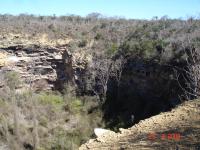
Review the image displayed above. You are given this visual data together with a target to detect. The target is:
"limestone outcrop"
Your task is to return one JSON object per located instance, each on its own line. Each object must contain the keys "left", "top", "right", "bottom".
{"left": 0, "top": 44, "right": 90, "bottom": 91}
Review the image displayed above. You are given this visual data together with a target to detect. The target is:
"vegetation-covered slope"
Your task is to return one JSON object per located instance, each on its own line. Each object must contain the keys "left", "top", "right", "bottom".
{"left": 0, "top": 14, "right": 200, "bottom": 149}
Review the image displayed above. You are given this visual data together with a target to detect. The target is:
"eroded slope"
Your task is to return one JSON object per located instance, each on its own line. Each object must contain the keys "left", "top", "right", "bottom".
{"left": 80, "top": 99, "right": 200, "bottom": 150}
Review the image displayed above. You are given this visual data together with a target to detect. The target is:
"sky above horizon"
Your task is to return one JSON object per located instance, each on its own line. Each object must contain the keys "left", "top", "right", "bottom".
{"left": 0, "top": 0, "right": 200, "bottom": 19}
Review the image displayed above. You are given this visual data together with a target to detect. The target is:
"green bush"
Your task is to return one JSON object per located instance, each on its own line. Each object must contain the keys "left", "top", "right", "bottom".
{"left": 106, "top": 43, "right": 118, "bottom": 56}
{"left": 37, "top": 92, "right": 64, "bottom": 106}
{"left": 4, "top": 71, "right": 21, "bottom": 90}
{"left": 48, "top": 119, "right": 91, "bottom": 150}
{"left": 38, "top": 116, "right": 48, "bottom": 127}
{"left": 0, "top": 99, "right": 6, "bottom": 106}
{"left": 120, "top": 38, "right": 168, "bottom": 59}
{"left": 50, "top": 129, "right": 79, "bottom": 150}
{"left": 68, "top": 98, "right": 83, "bottom": 113}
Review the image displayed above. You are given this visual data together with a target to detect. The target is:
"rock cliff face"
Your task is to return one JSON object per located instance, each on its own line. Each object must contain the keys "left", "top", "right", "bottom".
{"left": 0, "top": 45, "right": 81, "bottom": 91}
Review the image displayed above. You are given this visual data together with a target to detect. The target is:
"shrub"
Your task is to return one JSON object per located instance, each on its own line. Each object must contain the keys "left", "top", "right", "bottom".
{"left": 38, "top": 116, "right": 48, "bottom": 127}
{"left": 37, "top": 92, "right": 64, "bottom": 106}
{"left": 49, "top": 127, "right": 81, "bottom": 150}
{"left": 140, "top": 40, "right": 155, "bottom": 57}
{"left": 94, "top": 33, "right": 102, "bottom": 40}
{"left": 48, "top": 24, "right": 56, "bottom": 32}
{"left": 78, "top": 39, "right": 87, "bottom": 47}
{"left": 106, "top": 43, "right": 118, "bottom": 57}
{"left": 120, "top": 38, "right": 169, "bottom": 59}
{"left": 100, "top": 23, "right": 107, "bottom": 29}
{"left": 0, "top": 98, "right": 6, "bottom": 106}
{"left": 4, "top": 71, "right": 21, "bottom": 90}
{"left": 68, "top": 98, "right": 83, "bottom": 113}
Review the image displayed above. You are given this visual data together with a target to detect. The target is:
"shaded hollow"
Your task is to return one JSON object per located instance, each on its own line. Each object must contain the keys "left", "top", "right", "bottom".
{"left": 103, "top": 58, "right": 183, "bottom": 129}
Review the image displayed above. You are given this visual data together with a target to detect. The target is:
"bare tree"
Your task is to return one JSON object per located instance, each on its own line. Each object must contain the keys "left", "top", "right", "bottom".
{"left": 90, "top": 57, "right": 112, "bottom": 103}
{"left": 112, "top": 56, "right": 126, "bottom": 88}
{"left": 174, "top": 45, "right": 200, "bottom": 100}
{"left": 112, "top": 56, "right": 126, "bottom": 100}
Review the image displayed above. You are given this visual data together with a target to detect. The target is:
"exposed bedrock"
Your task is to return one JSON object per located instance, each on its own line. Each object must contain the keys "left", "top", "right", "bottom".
{"left": 0, "top": 45, "right": 80, "bottom": 91}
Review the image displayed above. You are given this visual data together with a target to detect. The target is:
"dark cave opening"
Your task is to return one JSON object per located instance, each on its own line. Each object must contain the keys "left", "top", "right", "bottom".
{"left": 103, "top": 59, "right": 183, "bottom": 130}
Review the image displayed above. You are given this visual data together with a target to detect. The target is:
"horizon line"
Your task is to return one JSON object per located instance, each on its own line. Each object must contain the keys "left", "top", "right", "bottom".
{"left": 0, "top": 12, "right": 199, "bottom": 20}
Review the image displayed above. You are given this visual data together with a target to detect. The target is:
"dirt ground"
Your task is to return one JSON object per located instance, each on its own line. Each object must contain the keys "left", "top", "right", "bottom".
{"left": 80, "top": 99, "right": 200, "bottom": 150}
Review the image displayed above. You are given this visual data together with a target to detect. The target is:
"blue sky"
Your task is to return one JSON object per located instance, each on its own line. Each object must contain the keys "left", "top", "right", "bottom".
{"left": 0, "top": 0, "right": 200, "bottom": 19}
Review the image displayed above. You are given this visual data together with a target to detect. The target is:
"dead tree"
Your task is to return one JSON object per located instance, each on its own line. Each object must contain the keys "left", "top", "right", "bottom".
{"left": 90, "top": 57, "right": 112, "bottom": 103}
{"left": 111, "top": 56, "right": 126, "bottom": 100}
{"left": 174, "top": 45, "right": 200, "bottom": 100}
{"left": 112, "top": 56, "right": 126, "bottom": 88}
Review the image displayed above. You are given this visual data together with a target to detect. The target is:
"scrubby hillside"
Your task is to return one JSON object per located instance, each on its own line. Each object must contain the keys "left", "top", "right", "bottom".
{"left": 0, "top": 14, "right": 200, "bottom": 149}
